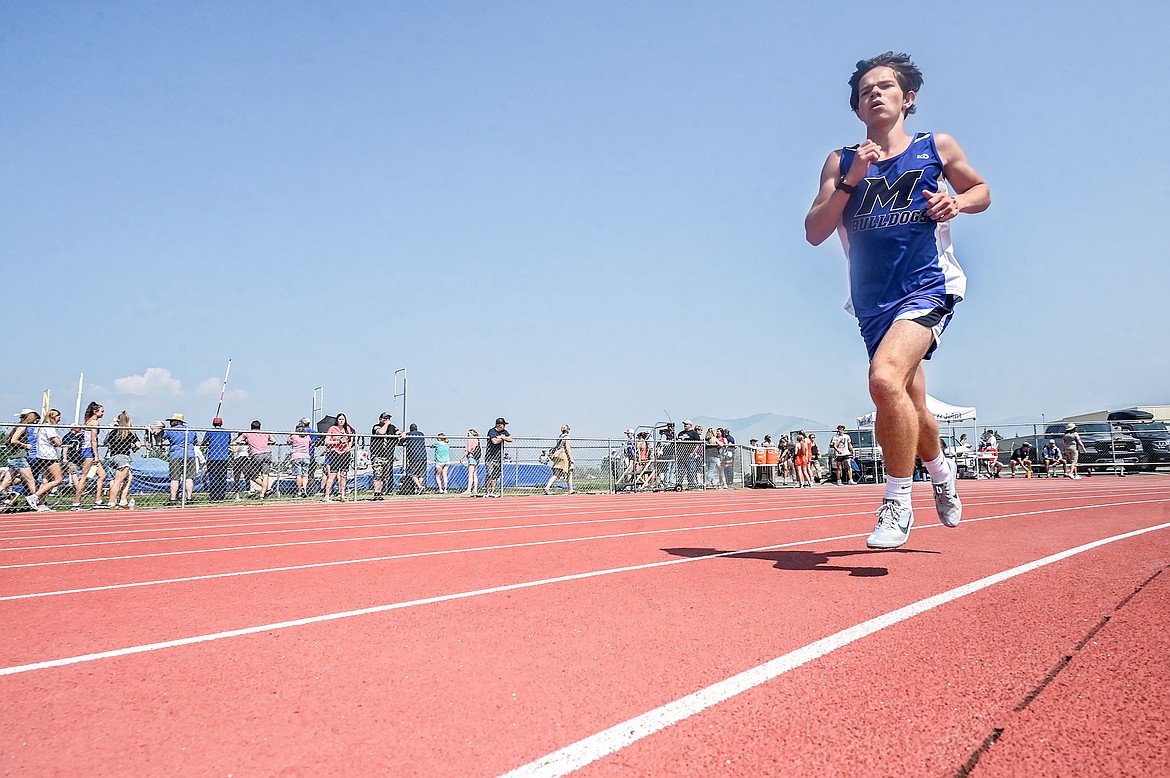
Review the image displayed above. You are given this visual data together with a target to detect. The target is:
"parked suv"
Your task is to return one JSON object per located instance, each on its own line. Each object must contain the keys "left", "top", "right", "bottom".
{"left": 1044, "top": 422, "right": 1143, "bottom": 471}
{"left": 1120, "top": 421, "right": 1170, "bottom": 469}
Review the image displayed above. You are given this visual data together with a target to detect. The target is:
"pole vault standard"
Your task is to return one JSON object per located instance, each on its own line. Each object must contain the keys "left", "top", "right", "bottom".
{"left": 214, "top": 359, "right": 232, "bottom": 419}
{"left": 74, "top": 373, "right": 84, "bottom": 425}
{"left": 394, "top": 368, "right": 408, "bottom": 430}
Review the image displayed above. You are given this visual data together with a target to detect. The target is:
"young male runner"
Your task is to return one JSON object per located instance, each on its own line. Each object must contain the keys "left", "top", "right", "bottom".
{"left": 804, "top": 52, "right": 990, "bottom": 548}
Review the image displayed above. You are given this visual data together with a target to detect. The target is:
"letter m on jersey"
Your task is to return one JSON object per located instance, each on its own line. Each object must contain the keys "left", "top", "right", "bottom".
{"left": 854, "top": 170, "right": 924, "bottom": 217}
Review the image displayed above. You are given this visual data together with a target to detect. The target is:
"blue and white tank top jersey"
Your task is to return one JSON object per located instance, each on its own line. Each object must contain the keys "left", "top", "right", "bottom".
{"left": 837, "top": 132, "right": 965, "bottom": 319}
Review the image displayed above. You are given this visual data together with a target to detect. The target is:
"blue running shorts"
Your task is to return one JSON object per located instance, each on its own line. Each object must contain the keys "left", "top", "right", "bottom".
{"left": 858, "top": 294, "right": 960, "bottom": 361}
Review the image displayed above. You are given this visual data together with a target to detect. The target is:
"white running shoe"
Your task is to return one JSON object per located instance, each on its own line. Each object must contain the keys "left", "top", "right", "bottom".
{"left": 932, "top": 457, "right": 962, "bottom": 528}
{"left": 867, "top": 500, "right": 915, "bottom": 549}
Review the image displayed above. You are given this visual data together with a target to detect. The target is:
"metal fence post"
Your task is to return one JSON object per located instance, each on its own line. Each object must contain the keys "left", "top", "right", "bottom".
{"left": 180, "top": 430, "right": 188, "bottom": 509}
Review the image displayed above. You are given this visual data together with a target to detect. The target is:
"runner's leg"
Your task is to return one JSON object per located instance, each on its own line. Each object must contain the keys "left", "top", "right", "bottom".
{"left": 868, "top": 320, "right": 935, "bottom": 478}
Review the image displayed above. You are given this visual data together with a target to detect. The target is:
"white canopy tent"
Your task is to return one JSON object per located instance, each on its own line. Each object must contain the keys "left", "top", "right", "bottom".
{"left": 857, "top": 395, "right": 976, "bottom": 428}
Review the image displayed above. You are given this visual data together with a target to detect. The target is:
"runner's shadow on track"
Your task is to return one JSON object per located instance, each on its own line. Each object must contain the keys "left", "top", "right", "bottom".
{"left": 662, "top": 547, "right": 939, "bottom": 577}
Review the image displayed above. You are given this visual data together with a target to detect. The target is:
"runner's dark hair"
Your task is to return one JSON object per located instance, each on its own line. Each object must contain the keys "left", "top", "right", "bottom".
{"left": 849, "top": 51, "right": 923, "bottom": 115}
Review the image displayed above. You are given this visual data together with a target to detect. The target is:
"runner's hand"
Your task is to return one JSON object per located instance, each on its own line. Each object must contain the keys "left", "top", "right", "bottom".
{"left": 923, "top": 188, "right": 960, "bottom": 222}
{"left": 846, "top": 139, "right": 881, "bottom": 184}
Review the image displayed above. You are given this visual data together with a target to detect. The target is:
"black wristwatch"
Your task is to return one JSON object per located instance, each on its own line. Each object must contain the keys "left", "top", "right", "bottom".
{"left": 835, "top": 176, "right": 857, "bottom": 194}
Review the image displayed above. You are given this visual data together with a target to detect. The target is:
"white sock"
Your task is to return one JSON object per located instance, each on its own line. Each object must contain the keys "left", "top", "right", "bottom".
{"left": 924, "top": 453, "right": 950, "bottom": 483}
{"left": 883, "top": 475, "right": 913, "bottom": 506}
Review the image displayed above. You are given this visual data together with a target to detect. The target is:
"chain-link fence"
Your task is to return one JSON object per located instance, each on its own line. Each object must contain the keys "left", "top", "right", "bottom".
{"left": 1, "top": 422, "right": 753, "bottom": 512}
{"left": 960, "top": 420, "right": 1169, "bottom": 478}
{"left": 7, "top": 415, "right": 1162, "bottom": 512}
{"left": 779, "top": 420, "right": 1170, "bottom": 485}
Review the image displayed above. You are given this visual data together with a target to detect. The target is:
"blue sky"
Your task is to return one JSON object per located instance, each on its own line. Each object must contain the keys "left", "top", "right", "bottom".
{"left": 3, "top": 1, "right": 1167, "bottom": 436}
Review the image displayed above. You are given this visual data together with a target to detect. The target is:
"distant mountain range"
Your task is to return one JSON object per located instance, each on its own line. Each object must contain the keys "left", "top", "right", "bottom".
{"left": 692, "top": 412, "right": 833, "bottom": 442}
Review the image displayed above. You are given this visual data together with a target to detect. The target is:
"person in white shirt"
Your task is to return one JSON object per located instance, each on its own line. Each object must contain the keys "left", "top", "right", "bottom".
{"left": 31, "top": 408, "right": 64, "bottom": 510}
{"left": 830, "top": 425, "right": 856, "bottom": 485}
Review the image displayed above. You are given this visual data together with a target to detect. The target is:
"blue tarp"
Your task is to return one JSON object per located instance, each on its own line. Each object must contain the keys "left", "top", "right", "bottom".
{"left": 13, "top": 457, "right": 555, "bottom": 496}
{"left": 126, "top": 457, "right": 171, "bottom": 493}
{"left": 272, "top": 462, "right": 553, "bottom": 494}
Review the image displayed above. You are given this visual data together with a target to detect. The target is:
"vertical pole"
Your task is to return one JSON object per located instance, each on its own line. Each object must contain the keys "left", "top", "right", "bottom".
{"left": 215, "top": 359, "right": 232, "bottom": 419}
{"left": 311, "top": 387, "right": 323, "bottom": 497}
{"left": 394, "top": 369, "right": 407, "bottom": 430}
{"left": 393, "top": 368, "right": 407, "bottom": 498}
{"left": 351, "top": 428, "right": 358, "bottom": 502}
{"left": 608, "top": 438, "right": 615, "bottom": 493}
{"left": 181, "top": 430, "right": 188, "bottom": 509}
{"left": 74, "top": 373, "right": 84, "bottom": 426}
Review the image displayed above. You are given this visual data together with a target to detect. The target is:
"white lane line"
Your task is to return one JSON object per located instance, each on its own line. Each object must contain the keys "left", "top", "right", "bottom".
{"left": 498, "top": 519, "right": 1170, "bottom": 778}
{"left": 0, "top": 510, "right": 879, "bottom": 599}
{"left": 0, "top": 478, "right": 1158, "bottom": 534}
{"left": 0, "top": 530, "right": 868, "bottom": 677}
{"left": 0, "top": 501, "right": 732, "bottom": 544}
{"left": 3, "top": 487, "right": 1152, "bottom": 558}
{"left": 4, "top": 483, "right": 1154, "bottom": 544}
{"left": 0, "top": 497, "right": 821, "bottom": 549}
{"left": 0, "top": 503, "right": 860, "bottom": 569}
{"left": 0, "top": 493, "right": 777, "bottom": 536}
{"left": 0, "top": 503, "right": 569, "bottom": 533}
{"left": 4, "top": 493, "right": 1165, "bottom": 591}
{"left": 2, "top": 501, "right": 1167, "bottom": 676}
{"left": 0, "top": 509, "right": 871, "bottom": 580}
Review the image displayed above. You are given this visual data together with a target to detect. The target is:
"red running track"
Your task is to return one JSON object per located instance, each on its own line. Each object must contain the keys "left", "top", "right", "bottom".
{"left": 1, "top": 476, "right": 1168, "bottom": 776}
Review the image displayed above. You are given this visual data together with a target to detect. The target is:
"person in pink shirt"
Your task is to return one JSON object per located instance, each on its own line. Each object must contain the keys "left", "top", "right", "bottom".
{"left": 287, "top": 421, "right": 313, "bottom": 498}
{"left": 323, "top": 413, "right": 355, "bottom": 501}
{"left": 236, "top": 420, "right": 275, "bottom": 498}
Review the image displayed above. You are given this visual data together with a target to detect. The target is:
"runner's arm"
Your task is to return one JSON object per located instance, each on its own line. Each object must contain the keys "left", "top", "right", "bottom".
{"left": 804, "top": 150, "right": 849, "bottom": 246}
{"left": 935, "top": 133, "right": 990, "bottom": 215}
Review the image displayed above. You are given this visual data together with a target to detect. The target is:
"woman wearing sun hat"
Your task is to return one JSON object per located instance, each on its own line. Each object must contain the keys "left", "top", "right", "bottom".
{"left": 1062, "top": 423, "right": 1088, "bottom": 480}
{"left": 162, "top": 411, "right": 198, "bottom": 504}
